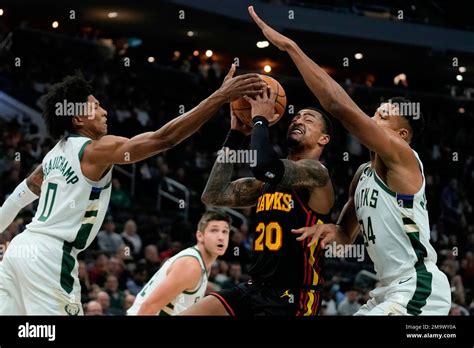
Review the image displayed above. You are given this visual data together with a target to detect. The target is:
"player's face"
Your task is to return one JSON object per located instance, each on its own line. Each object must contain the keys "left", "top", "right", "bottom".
{"left": 200, "top": 221, "right": 230, "bottom": 256}
{"left": 81, "top": 95, "right": 108, "bottom": 137}
{"left": 287, "top": 109, "right": 329, "bottom": 149}
{"left": 373, "top": 103, "right": 406, "bottom": 133}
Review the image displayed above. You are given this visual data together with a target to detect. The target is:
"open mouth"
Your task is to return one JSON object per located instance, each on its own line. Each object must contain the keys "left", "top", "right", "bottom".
{"left": 290, "top": 126, "right": 304, "bottom": 135}
{"left": 217, "top": 244, "right": 224, "bottom": 248}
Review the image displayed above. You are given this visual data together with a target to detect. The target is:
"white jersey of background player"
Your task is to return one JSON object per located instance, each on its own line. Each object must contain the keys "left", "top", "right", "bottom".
{"left": 0, "top": 69, "right": 261, "bottom": 315}
{"left": 246, "top": 8, "right": 451, "bottom": 315}
{"left": 128, "top": 211, "right": 230, "bottom": 315}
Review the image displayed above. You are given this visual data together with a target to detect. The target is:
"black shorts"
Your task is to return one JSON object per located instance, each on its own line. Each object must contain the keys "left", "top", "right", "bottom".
{"left": 210, "top": 280, "right": 322, "bottom": 317}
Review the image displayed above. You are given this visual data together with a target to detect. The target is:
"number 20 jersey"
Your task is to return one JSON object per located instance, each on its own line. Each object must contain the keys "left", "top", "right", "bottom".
{"left": 248, "top": 183, "right": 330, "bottom": 289}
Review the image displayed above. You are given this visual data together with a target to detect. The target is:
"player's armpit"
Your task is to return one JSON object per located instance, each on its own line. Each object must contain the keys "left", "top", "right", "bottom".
{"left": 137, "top": 258, "right": 201, "bottom": 315}
{"left": 278, "top": 159, "right": 329, "bottom": 189}
{"left": 25, "top": 164, "right": 44, "bottom": 195}
{"left": 336, "top": 163, "right": 367, "bottom": 244}
{"left": 202, "top": 177, "right": 262, "bottom": 208}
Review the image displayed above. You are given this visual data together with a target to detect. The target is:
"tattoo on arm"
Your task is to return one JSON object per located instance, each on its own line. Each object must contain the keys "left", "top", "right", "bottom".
{"left": 279, "top": 159, "right": 329, "bottom": 189}
{"left": 26, "top": 165, "right": 44, "bottom": 196}
{"left": 202, "top": 157, "right": 261, "bottom": 208}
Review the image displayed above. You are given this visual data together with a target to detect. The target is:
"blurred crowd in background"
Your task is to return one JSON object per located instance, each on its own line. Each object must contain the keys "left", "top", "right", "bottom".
{"left": 0, "top": 11, "right": 473, "bottom": 316}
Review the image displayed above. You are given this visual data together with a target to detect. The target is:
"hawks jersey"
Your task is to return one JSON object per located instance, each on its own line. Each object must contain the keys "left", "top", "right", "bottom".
{"left": 249, "top": 184, "right": 330, "bottom": 290}
{"left": 354, "top": 151, "right": 437, "bottom": 285}
{"left": 26, "top": 134, "right": 112, "bottom": 251}
{"left": 127, "top": 246, "right": 208, "bottom": 316}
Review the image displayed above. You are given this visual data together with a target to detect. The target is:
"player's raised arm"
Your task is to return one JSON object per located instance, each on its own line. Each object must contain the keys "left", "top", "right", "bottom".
{"left": 137, "top": 257, "right": 202, "bottom": 315}
{"left": 248, "top": 6, "right": 409, "bottom": 164}
{"left": 0, "top": 165, "right": 43, "bottom": 233}
{"left": 201, "top": 106, "right": 262, "bottom": 208}
{"left": 86, "top": 65, "right": 266, "bottom": 166}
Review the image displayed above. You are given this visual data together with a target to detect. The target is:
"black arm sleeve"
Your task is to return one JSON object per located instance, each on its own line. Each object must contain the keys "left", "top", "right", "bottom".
{"left": 223, "top": 129, "right": 246, "bottom": 150}
{"left": 250, "top": 116, "right": 285, "bottom": 184}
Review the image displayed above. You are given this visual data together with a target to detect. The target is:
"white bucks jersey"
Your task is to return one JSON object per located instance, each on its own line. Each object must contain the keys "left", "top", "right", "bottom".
{"left": 27, "top": 134, "right": 112, "bottom": 251}
{"left": 354, "top": 151, "right": 436, "bottom": 284}
{"left": 128, "top": 246, "right": 208, "bottom": 316}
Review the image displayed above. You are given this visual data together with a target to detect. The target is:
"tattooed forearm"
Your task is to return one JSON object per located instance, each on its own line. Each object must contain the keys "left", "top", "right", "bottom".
{"left": 26, "top": 165, "right": 44, "bottom": 195}
{"left": 202, "top": 153, "right": 261, "bottom": 208}
{"left": 279, "top": 159, "right": 329, "bottom": 189}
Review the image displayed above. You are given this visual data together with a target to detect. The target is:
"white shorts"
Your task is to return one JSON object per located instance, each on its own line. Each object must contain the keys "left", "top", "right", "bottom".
{"left": 355, "top": 262, "right": 451, "bottom": 316}
{"left": 0, "top": 230, "right": 83, "bottom": 315}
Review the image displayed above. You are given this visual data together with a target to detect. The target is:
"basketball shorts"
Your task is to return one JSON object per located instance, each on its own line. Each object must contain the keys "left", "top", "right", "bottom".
{"left": 355, "top": 262, "right": 451, "bottom": 316}
{"left": 210, "top": 280, "right": 321, "bottom": 317}
{"left": 0, "top": 230, "right": 83, "bottom": 315}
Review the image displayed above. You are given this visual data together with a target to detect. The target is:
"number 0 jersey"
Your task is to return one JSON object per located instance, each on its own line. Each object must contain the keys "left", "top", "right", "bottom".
{"left": 26, "top": 134, "right": 112, "bottom": 251}
{"left": 354, "top": 151, "right": 437, "bottom": 285}
{"left": 249, "top": 183, "right": 331, "bottom": 290}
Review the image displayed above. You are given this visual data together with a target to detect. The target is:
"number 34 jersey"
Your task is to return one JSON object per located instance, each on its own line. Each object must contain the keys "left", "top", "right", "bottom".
{"left": 248, "top": 183, "right": 331, "bottom": 289}
{"left": 354, "top": 152, "right": 438, "bottom": 284}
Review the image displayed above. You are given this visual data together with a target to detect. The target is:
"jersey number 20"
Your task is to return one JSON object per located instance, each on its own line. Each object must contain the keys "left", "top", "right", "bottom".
{"left": 254, "top": 222, "right": 283, "bottom": 251}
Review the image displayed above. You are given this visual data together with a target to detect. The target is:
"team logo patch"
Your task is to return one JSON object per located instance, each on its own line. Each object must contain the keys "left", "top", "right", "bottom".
{"left": 65, "top": 303, "right": 81, "bottom": 316}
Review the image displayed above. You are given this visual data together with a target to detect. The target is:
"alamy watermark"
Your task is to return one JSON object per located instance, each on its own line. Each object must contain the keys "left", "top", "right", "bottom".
{"left": 55, "top": 100, "right": 96, "bottom": 119}
{"left": 0, "top": 242, "right": 39, "bottom": 261}
{"left": 324, "top": 242, "right": 365, "bottom": 262}
{"left": 217, "top": 148, "right": 257, "bottom": 167}
{"left": 383, "top": 100, "right": 421, "bottom": 120}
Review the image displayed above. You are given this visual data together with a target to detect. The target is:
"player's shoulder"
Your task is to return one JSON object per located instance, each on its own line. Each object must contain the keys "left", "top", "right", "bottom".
{"left": 349, "top": 162, "right": 371, "bottom": 194}
{"left": 81, "top": 135, "right": 128, "bottom": 157}
{"left": 89, "top": 135, "right": 128, "bottom": 147}
{"left": 289, "top": 158, "right": 329, "bottom": 177}
{"left": 170, "top": 250, "right": 203, "bottom": 272}
{"left": 355, "top": 161, "right": 371, "bottom": 176}
{"left": 167, "top": 255, "right": 203, "bottom": 284}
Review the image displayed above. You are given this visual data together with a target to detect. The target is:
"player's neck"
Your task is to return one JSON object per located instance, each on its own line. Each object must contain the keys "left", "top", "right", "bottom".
{"left": 75, "top": 129, "right": 100, "bottom": 140}
{"left": 196, "top": 244, "right": 217, "bottom": 272}
{"left": 288, "top": 148, "right": 320, "bottom": 161}
{"left": 370, "top": 151, "right": 376, "bottom": 163}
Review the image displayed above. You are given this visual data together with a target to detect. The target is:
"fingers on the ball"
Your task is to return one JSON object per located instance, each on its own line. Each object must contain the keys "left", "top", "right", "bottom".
{"left": 252, "top": 82, "right": 266, "bottom": 90}
{"left": 238, "top": 74, "right": 260, "bottom": 81}
{"left": 242, "top": 95, "right": 253, "bottom": 103}
{"left": 243, "top": 90, "right": 260, "bottom": 97}
{"left": 266, "top": 86, "right": 273, "bottom": 98}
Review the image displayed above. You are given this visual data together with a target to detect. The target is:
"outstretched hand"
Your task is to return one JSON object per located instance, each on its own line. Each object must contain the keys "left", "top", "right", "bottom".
{"left": 291, "top": 223, "right": 339, "bottom": 248}
{"left": 248, "top": 6, "right": 295, "bottom": 51}
{"left": 219, "top": 64, "right": 266, "bottom": 102}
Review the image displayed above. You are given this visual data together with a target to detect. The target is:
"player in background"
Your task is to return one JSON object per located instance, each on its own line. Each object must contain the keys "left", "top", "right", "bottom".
{"left": 127, "top": 210, "right": 230, "bottom": 315}
{"left": 248, "top": 6, "right": 451, "bottom": 315}
{"left": 181, "top": 87, "right": 334, "bottom": 316}
{"left": 0, "top": 66, "right": 264, "bottom": 315}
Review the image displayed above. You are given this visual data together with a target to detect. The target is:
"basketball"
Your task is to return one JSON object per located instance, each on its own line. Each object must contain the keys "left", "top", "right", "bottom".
{"left": 231, "top": 74, "right": 286, "bottom": 127}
